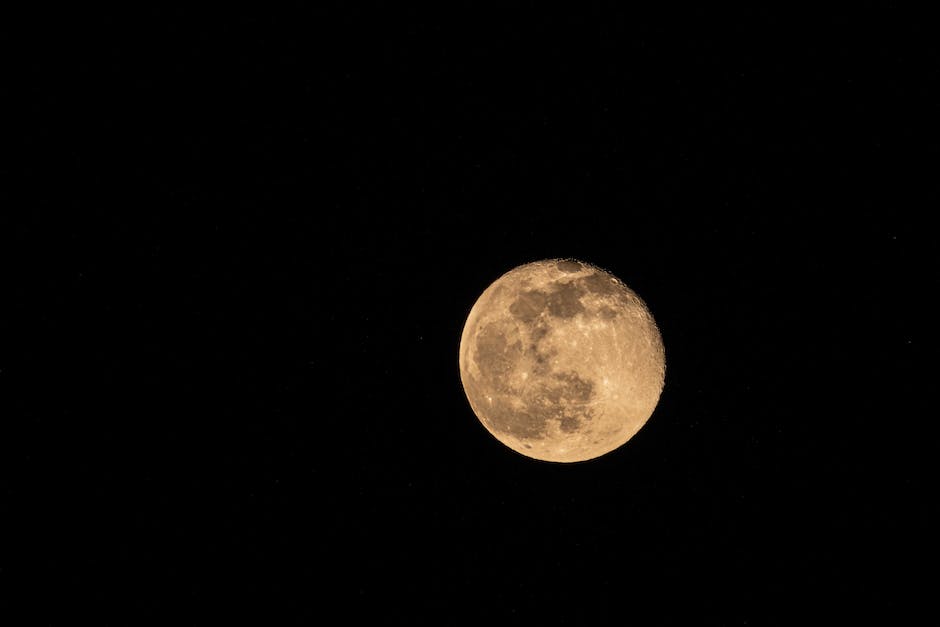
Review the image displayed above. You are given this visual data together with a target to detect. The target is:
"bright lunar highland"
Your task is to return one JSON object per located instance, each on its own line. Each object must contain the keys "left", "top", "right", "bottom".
{"left": 459, "top": 259, "right": 665, "bottom": 462}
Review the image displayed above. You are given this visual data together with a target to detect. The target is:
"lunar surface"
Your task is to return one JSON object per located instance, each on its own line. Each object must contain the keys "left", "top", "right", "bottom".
{"left": 459, "top": 259, "right": 665, "bottom": 462}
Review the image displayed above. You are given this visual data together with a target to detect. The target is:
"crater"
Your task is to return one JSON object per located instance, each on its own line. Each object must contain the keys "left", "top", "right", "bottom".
{"left": 559, "top": 416, "right": 581, "bottom": 433}
{"left": 546, "top": 281, "right": 585, "bottom": 318}
{"left": 556, "top": 260, "right": 583, "bottom": 273}
{"left": 580, "top": 271, "right": 620, "bottom": 297}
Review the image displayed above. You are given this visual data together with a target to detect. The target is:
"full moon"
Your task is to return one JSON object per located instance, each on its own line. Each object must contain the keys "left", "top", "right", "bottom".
{"left": 458, "top": 259, "right": 665, "bottom": 462}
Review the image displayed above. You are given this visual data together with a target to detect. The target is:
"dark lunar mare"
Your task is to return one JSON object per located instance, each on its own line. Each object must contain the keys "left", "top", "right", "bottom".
{"left": 471, "top": 269, "right": 607, "bottom": 440}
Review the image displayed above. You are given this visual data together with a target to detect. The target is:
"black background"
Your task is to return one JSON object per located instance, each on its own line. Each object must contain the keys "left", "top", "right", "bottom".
{"left": 4, "top": 5, "right": 933, "bottom": 624}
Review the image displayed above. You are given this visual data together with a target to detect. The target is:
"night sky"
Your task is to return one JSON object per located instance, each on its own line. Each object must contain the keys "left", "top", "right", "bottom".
{"left": 6, "top": 5, "right": 932, "bottom": 624}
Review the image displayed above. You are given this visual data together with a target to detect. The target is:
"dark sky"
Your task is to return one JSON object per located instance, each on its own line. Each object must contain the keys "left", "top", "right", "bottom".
{"left": 5, "top": 5, "right": 932, "bottom": 624}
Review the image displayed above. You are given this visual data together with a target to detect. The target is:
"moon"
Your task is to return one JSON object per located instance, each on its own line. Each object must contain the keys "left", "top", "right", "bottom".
{"left": 458, "top": 259, "right": 665, "bottom": 463}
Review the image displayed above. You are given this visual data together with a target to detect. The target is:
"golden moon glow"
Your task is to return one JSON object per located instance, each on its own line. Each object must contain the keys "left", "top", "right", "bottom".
{"left": 459, "top": 259, "right": 665, "bottom": 462}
